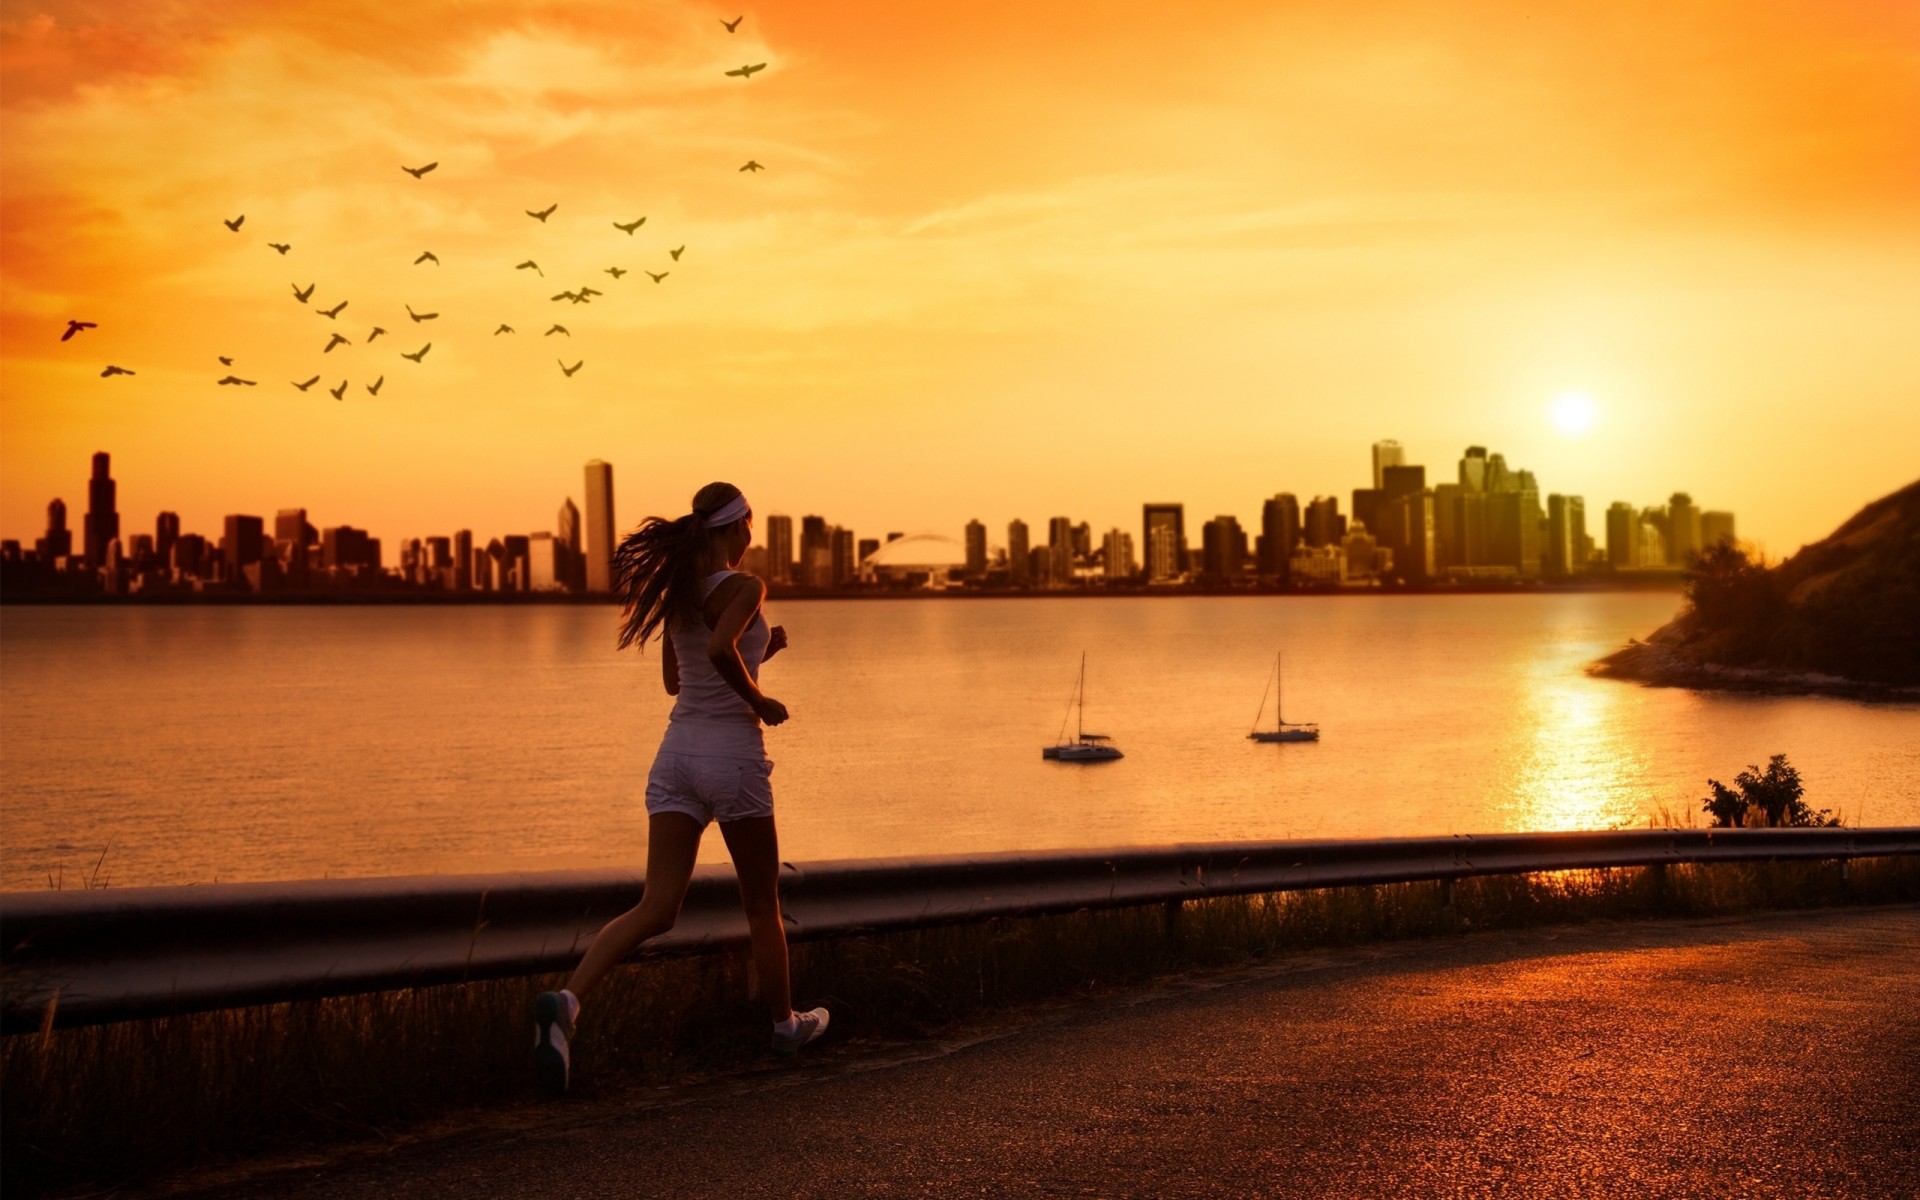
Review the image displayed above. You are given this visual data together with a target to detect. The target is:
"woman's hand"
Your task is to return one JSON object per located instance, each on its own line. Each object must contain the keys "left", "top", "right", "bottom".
{"left": 752, "top": 695, "right": 790, "bottom": 726}
{"left": 765, "top": 625, "right": 788, "bottom": 660}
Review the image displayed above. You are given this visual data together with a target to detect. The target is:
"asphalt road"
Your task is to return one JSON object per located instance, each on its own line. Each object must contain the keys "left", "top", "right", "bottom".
{"left": 165, "top": 905, "right": 1920, "bottom": 1199}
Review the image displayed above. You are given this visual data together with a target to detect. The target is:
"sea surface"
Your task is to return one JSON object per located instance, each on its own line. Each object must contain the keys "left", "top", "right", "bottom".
{"left": 4, "top": 594, "right": 1917, "bottom": 891}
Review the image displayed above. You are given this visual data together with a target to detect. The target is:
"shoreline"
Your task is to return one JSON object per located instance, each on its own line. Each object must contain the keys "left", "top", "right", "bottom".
{"left": 1589, "top": 639, "right": 1920, "bottom": 703}
{"left": 0, "top": 578, "right": 1686, "bottom": 606}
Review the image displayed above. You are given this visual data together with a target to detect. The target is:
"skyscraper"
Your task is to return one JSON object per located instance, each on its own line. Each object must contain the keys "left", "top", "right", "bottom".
{"left": 38, "top": 499, "right": 72, "bottom": 563}
{"left": 1258, "top": 493, "right": 1300, "bottom": 580}
{"left": 1048, "top": 516, "right": 1074, "bottom": 586}
{"left": 963, "top": 519, "right": 987, "bottom": 576}
{"left": 155, "top": 511, "right": 179, "bottom": 565}
{"left": 1668, "top": 493, "right": 1701, "bottom": 565}
{"left": 1200, "top": 516, "right": 1248, "bottom": 581}
{"left": 1606, "top": 502, "right": 1635, "bottom": 568}
{"left": 454, "top": 529, "right": 473, "bottom": 591}
{"left": 1008, "top": 519, "right": 1031, "bottom": 583}
{"left": 1700, "top": 511, "right": 1736, "bottom": 551}
{"left": 1142, "top": 503, "right": 1185, "bottom": 582}
{"left": 558, "top": 498, "right": 582, "bottom": 590}
{"left": 222, "top": 515, "right": 265, "bottom": 589}
{"left": 765, "top": 515, "right": 795, "bottom": 585}
{"left": 830, "top": 526, "right": 856, "bottom": 585}
{"left": 1545, "top": 494, "right": 1577, "bottom": 577}
{"left": 1372, "top": 439, "right": 1404, "bottom": 489}
{"left": 1303, "top": 496, "right": 1343, "bottom": 547}
{"left": 1458, "top": 446, "right": 1488, "bottom": 494}
{"left": 84, "top": 452, "right": 119, "bottom": 568}
{"left": 583, "top": 460, "right": 615, "bottom": 593}
{"left": 1102, "top": 528, "right": 1135, "bottom": 580}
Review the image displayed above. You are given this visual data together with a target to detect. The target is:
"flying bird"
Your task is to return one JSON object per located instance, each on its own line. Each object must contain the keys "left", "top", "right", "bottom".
{"left": 494, "top": 324, "right": 515, "bottom": 335}
{"left": 402, "top": 162, "right": 438, "bottom": 179}
{"left": 268, "top": 242, "right": 291, "bottom": 255}
{"left": 579, "top": 285, "right": 603, "bottom": 297}
{"left": 721, "top": 15, "right": 743, "bottom": 31}
{"left": 216, "top": 375, "right": 257, "bottom": 386}
{"left": 725, "top": 63, "right": 766, "bottom": 79}
{"left": 402, "top": 343, "right": 431, "bottom": 362}
{"left": 669, "top": 245, "right": 684, "bottom": 260}
{"left": 224, "top": 214, "right": 245, "bottom": 231}
{"left": 647, "top": 271, "right": 668, "bottom": 283}
{"left": 551, "top": 289, "right": 581, "bottom": 303}
{"left": 218, "top": 356, "right": 234, "bottom": 365}
{"left": 516, "top": 260, "right": 543, "bottom": 276}
{"left": 559, "top": 359, "right": 583, "bottom": 377}
{"left": 406, "top": 304, "right": 437, "bottom": 322}
{"left": 366, "top": 376, "right": 385, "bottom": 396}
{"left": 605, "top": 267, "right": 627, "bottom": 279}
{"left": 292, "top": 282, "right": 315, "bottom": 303}
{"left": 101, "top": 365, "right": 135, "bottom": 377}
{"left": 527, "top": 203, "right": 557, "bottom": 222}
{"left": 545, "top": 324, "right": 569, "bottom": 336}
{"left": 414, "top": 251, "right": 439, "bottom": 266}
{"left": 367, "top": 326, "right": 387, "bottom": 342}
{"left": 61, "top": 320, "right": 97, "bottom": 341}
{"left": 319, "top": 300, "right": 348, "bottom": 319}
{"left": 739, "top": 160, "right": 764, "bottom": 172}
{"left": 613, "top": 218, "right": 646, "bottom": 235}
{"left": 329, "top": 380, "right": 348, "bottom": 400}
{"left": 293, "top": 375, "right": 320, "bottom": 391}
{"left": 324, "top": 333, "right": 351, "bottom": 352}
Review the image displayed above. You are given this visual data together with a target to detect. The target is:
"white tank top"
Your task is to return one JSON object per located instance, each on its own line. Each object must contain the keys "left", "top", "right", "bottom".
{"left": 660, "top": 570, "right": 771, "bottom": 759}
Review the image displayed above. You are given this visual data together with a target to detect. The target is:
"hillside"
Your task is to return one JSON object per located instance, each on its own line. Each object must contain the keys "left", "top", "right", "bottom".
{"left": 1594, "top": 479, "right": 1920, "bottom": 696}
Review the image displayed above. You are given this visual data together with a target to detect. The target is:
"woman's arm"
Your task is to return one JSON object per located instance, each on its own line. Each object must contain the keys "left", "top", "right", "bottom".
{"left": 661, "top": 631, "right": 680, "bottom": 696}
{"left": 705, "top": 575, "right": 788, "bottom": 725}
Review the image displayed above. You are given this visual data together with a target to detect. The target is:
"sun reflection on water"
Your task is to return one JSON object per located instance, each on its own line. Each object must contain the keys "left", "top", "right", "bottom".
{"left": 1506, "top": 671, "right": 1648, "bottom": 832}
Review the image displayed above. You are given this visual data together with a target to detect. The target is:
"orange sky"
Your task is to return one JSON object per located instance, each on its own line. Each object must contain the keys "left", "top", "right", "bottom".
{"left": 3, "top": 0, "right": 1916, "bottom": 561}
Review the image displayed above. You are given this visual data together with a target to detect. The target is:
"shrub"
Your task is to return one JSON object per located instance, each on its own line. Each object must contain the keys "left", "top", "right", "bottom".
{"left": 1700, "top": 754, "right": 1838, "bottom": 828}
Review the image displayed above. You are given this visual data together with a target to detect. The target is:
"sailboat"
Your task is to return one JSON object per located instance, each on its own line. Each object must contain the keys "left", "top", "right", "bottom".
{"left": 1248, "top": 652, "right": 1319, "bottom": 743}
{"left": 1043, "top": 652, "right": 1123, "bottom": 761}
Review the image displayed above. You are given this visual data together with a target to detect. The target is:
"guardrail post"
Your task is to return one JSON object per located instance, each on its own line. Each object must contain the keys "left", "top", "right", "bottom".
{"left": 1647, "top": 862, "right": 1668, "bottom": 910}
{"left": 1838, "top": 858, "right": 1852, "bottom": 902}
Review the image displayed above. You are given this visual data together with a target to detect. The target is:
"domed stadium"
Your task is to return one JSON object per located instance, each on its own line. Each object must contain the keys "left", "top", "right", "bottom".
{"left": 861, "top": 533, "right": 968, "bottom": 588}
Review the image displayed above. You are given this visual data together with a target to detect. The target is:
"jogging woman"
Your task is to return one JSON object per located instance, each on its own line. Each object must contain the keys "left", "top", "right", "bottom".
{"left": 533, "top": 481, "right": 827, "bottom": 1094}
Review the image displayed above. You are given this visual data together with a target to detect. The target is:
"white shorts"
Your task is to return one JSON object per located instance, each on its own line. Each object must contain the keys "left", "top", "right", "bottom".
{"left": 644, "top": 752, "right": 774, "bottom": 827}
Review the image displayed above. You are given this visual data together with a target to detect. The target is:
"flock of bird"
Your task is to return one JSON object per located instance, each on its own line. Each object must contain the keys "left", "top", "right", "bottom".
{"left": 64, "top": 16, "right": 771, "bottom": 399}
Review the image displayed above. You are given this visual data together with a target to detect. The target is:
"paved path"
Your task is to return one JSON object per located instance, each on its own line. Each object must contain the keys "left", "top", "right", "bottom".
{"left": 168, "top": 906, "right": 1920, "bottom": 1199}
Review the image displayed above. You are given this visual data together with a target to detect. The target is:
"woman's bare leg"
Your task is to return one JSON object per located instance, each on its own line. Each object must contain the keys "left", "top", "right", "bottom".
{"left": 564, "top": 812, "right": 705, "bottom": 1000}
{"left": 718, "top": 815, "right": 792, "bottom": 1022}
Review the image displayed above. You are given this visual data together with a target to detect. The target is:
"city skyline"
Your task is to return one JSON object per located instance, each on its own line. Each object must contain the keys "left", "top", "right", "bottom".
{"left": 5, "top": 437, "right": 1740, "bottom": 597}
{"left": 4, "top": 2, "right": 1917, "bottom": 563}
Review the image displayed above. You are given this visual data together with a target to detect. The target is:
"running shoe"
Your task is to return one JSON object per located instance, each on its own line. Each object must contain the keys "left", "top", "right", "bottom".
{"left": 532, "top": 991, "right": 573, "bottom": 1095}
{"left": 771, "top": 1006, "right": 830, "bottom": 1054}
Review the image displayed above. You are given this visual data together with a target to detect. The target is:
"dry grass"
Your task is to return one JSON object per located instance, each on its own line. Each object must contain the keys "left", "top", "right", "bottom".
{"left": 5, "top": 856, "right": 1917, "bottom": 1197}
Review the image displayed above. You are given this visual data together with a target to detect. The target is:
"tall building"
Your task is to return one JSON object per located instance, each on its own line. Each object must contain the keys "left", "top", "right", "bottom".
{"left": 453, "top": 529, "right": 473, "bottom": 591}
{"left": 1386, "top": 491, "right": 1437, "bottom": 582}
{"left": 1605, "top": 502, "right": 1635, "bottom": 567}
{"left": 155, "top": 511, "right": 179, "bottom": 565}
{"left": 38, "top": 499, "right": 72, "bottom": 563}
{"left": 1372, "top": 439, "right": 1404, "bottom": 489}
{"left": 1258, "top": 493, "right": 1300, "bottom": 580}
{"left": 528, "top": 532, "right": 566, "bottom": 591}
{"left": 222, "top": 515, "right": 265, "bottom": 589}
{"left": 1488, "top": 489, "right": 1543, "bottom": 577}
{"left": 557, "top": 498, "right": 582, "bottom": 590}
{"left": 830, "top": 526, "right": 856, "bottom": 585}
{"left": 502, "top": 534, "right": 531, "bottom": 591}
{"left": 1304, "top": 495, "right": 1343, "bottom": 547}
{"left": 1700, "top": 511, "right": 1736, "bottom": 551}
{"left": 1545, "top": 494, "right": 1584, "bottom": 578}
{"left": 1667, "top": 493, "right": 1701, "bottom": 565}
{"left": 1431, "top": 484, "right": 1461, "bottom": 569}
{"left": 963, "top": 520, "right": 987, "bottom": 576}
{"left": 275, "top": 508, "right": 314, "bottom": 588}
{"left": 583, "top": 460, "right": 615, "bottom": 593}
{"left": 1142, "top": 504, "right": 1185, "bottom": 582}
{"left": 1201, "top": 515, "right": 1248, "bottom": 581}
{"left": 1458, "top": 446, "right": 1488, "bottom": 494}
{"left": 764, "top": 515, "right": 794, "bottom": 585}
{"left": 1047, "top": 516, "right": 1074, "bottom": 586}
{"left": 1008, "top": 519, "right": 1031, "bottom": 583}
{"left": 1350, "top": 489, "right": 1382, "bottom": 541}
{"left": 1102, "top": 528, "right": 1135, "bottom": 580}
{"left": 84, "top": 452, "right": 119, "bottom": 568}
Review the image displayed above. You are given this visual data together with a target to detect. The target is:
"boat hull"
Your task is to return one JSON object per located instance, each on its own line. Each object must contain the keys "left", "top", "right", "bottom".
{"left": 1045, "top": 743, "right": 1124, "bottom": 761}
{"left": 1249, "top": 729, "right": 1319, "bottom": 743}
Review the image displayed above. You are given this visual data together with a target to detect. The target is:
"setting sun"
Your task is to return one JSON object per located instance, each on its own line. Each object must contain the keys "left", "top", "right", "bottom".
{"left": 1551, "top": 391, "right": 1598, "bottom": 437}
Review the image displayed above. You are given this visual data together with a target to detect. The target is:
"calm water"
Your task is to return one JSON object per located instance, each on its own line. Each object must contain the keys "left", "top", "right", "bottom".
{"left": 4, "top": 595, "right": 1918, "bottom": 891}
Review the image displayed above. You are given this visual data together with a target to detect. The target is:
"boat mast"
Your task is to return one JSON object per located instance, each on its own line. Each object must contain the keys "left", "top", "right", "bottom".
{"left": 1276, "top": 651, "right": 1283, "bottom": 728}
{"left": 1077, "top": 651, "right": 1087, "bottom": 740}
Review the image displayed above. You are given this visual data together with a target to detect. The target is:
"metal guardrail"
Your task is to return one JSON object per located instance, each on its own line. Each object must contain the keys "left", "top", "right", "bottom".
{"left": 4, "top": 827, "right": 1916, "bottom": 1032}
